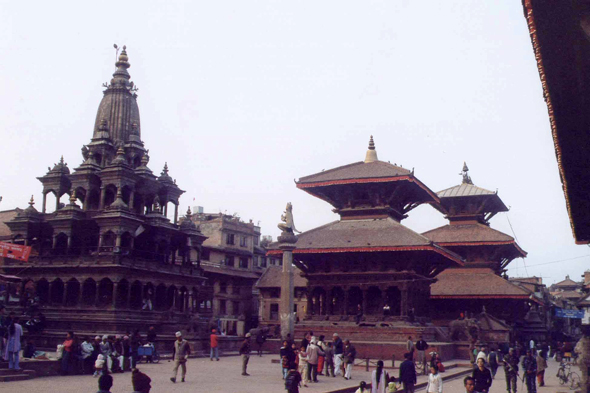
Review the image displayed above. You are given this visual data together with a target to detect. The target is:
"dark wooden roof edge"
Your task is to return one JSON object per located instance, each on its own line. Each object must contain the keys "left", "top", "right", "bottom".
{"left": 521, "top": 0, "right": 586, "bottom": 243}
{"left": 296, "top": 175, "right": 440, "bottom": 205}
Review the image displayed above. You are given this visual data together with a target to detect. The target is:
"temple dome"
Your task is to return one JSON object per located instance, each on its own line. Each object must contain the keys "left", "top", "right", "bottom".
{"left": 93, "top": 46, "right": 142, "bottom": 145}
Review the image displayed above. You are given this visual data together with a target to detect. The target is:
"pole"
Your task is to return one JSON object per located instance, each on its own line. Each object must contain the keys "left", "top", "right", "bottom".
{"left": 279, "top": 235, "right": 297, "bottom": 340}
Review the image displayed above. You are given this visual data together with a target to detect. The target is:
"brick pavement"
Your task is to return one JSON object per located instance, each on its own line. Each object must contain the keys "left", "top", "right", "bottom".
{"left": 4, "top": 355, "right": 478, "bottom": 393}
{"left": 440, "top": 358, "right": 579, "bottom": 393}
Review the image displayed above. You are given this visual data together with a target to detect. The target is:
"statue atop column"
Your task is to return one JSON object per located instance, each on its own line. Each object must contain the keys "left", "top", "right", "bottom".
{"left": 278, "top": 202, "right": 300, "bottom": 244}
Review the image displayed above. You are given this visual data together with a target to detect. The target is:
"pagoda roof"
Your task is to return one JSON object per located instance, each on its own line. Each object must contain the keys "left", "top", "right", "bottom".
{"left": 422, "top": 223, "right": 527, "bottom": 257}
{"left": 438, "top": 183, "right": 496, "bottom": 198}
{"left": 256, "top": 265, "right": 307, "bottom": 288}
{"left": 554, "top": 277, "right": 580, "bottom": 287}
{"left": 577, "top": 293, "right": 590, "bottom": 306}
{"left": 298, "top": 160, "right": 411, "bottom": 184}
{"left": 431, "top": 267, "right": 536, "bottom": 300}
{"left": 0, "top": 209, "right": 19, "bottom": 241}
{"left": 267, "top": 217, "right": 463, "bottom": 265}
{"left": 554, "top": 290, "right": 583, "bottom": 300}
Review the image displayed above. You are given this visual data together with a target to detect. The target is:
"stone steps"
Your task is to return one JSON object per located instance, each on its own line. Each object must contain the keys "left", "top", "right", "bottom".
{"left": 0, "top": 369, "right": 36, "bottom": 382}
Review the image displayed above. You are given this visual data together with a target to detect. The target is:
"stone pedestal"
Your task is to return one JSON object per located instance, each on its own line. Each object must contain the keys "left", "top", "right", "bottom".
{"left": 278, "top": 232, "right": 297, "bottom": 340}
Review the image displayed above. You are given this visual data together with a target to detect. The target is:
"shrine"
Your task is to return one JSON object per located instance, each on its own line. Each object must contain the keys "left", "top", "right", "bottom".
{"left": 267, "top": 137, "right": 464, "bottom": 343}
{"left": 1, "top": 47, "right": 208, "bottom": 346}
{"left": 423, "top": 164, "right": 536, "bottom": 345}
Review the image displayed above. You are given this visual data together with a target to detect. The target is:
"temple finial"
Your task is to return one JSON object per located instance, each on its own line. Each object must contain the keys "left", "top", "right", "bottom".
{"left": 461, "top": 161, "right": 473, "bottom": 185}
{"left": 162, "top": 162, "right": 169, "bottom": 175}
{"left": 69, "top": 190, "right": 77, "bottom": 205}
{"left": 186, "top": 206, "right": 192, "bottom": 217}
{"left": 364, "top": 135, "right": 378, "bottom": 163}
{"left": 29, "top": 195, "right": 35, "bottom": 207}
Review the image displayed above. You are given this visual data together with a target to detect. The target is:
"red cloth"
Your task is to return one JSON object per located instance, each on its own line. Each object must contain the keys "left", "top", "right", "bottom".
{"left": 317, "top": 354, "right": 324, "bottom": 372}
{"left": 210, "top": 334, "right": 219, "bottom": 348}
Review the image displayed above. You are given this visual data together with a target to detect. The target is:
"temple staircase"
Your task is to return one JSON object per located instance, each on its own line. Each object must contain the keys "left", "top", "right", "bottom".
{"left": 0, "top": 361, "right": 36, "bottom": 382}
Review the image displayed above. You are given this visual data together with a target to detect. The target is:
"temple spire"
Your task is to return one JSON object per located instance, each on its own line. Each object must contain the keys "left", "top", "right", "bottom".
{"left": 364, "top": 135, "right": 378, "bottom": 163}
{"left": 461, "top": 162, "right": 473, "bottom": 185}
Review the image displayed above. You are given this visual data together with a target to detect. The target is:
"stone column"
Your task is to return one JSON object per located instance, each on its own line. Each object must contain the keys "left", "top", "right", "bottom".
{"left": 66, "top": 234, "right": 72, "bottom": 254}
{"left": 99, "top": 187, "right": 106, "bottom": 210}
{"left": 42, "top": 192, "right": 47, "bottom": 213}
{"left": 278, "top": 231, "right": 298, "bottom": 340}
{"left": 362, "top": 288, "right": 368, "bottom": 316}
{"left": 55, "top": 193, "right": 61, "bottom": 211}
{"left": 401, "top": 286, "right": 408, "bottom": 317}
{"left": 174, "top": 203, "right": 179, "bottom": 225}
{"left": 112, "top": 282, "right": 118, "bottom": 308}
{"left": 129, "top": 191, "right": 135, "bottom": 210}
{"left": 344, "top": 288, "right": 350, "bottom": 315}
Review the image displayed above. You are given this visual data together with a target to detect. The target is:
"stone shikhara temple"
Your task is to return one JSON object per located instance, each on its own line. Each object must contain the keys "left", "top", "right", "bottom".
{"left": 2, "top": 48, "right": 208, "bottom": 343}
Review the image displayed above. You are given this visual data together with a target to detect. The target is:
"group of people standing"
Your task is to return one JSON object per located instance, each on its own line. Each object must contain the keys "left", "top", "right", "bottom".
{"left": 280, "top": 332, "right": 356, "bottom": 392}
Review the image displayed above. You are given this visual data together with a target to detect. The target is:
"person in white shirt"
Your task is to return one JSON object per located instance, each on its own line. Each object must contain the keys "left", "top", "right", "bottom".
{"left": 476, "top": 347, "right": 487, "bottom": 365}
{"left": 426, "top": 365, "right": 443, "bottom": 393}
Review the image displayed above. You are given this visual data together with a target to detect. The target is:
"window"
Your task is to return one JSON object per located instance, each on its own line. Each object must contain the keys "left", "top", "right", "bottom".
{"left": 270, "top": 258, "right": 276, "bottom": 266}
{"left": 239, "top": 257, "right": 249, "bottom": 269}
{"left": 219, "top": 282, "right": 227, "bottom": 293}
{"left": 270, "top": 304, "right": 279, "bottom": 321}
{"left": 226, "top": 233, "right": 235, "bottom": 245}
{"left": 270, "top": 288, "right": 280, "bottom": 298}
{"left": 219, "top": 300, "right": 227, "bottom": 315}
{"left": 201, "top": 248, "right": 210, "bottom": 261}
{"left": 232, "top": 301, "right": 240, "bottom": 315}
{"left": 253, "top": 256, "right": 258, "bottom": 266}
{"left": 260, "top": 257, "right": 267, "bottom": 268}
{"left": 254, "top": 237, "right": 259, "bottom": 246}
{"left": 225, "top": 256, "right": 235, "bottom": 267}
{"left": 240, "top": 236, "right": 247, "bottom": 247}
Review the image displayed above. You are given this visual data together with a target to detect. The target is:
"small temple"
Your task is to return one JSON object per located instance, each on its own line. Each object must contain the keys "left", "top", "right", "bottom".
{"left": 267, "top": 137, "right": 464, "bottom": 342}
{"left": 423, "top": 163, "right": 537, "bottom": 345}
{"left": 2, "top": 47, "right": 208, "bottom": 345}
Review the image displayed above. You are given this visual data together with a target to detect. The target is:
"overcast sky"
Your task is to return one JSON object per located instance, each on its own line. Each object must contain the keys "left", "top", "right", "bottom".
{"left": 1, "top": 1, "right": 588, "bottom": 285}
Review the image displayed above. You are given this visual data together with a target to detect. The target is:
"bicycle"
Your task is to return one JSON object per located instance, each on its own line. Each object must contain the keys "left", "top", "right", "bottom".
{"left": 556, "top": 361, "right": 581, "bottom": 390}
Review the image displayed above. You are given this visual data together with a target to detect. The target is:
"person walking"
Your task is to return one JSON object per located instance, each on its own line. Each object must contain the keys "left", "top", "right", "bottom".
{"left": 476, "top": 346, "right": 486, "bottom": 365}
{"left": 239, "top": 332, "right": 252, "bottom": 376}
{"left": 146, "top": 326, "right": 156, "bottom": 363}
{"left": 472, "top": 358, "right": 492, "bottom": 393}
{"left": 324, "top": 342, "right": 335, "bottom": 377}
{"left": 333, "top": 333, "right": 344, "bottom": 377}
{"left": 130, "top": 330, "right": 141, "bottom": 369}
{"left": 371, "top": 360, "right": 390, "bottom": 393}
{"left": 426, "top": 365, "right": 443, "bottom": 393}
{"left": 503, "top": 348, "right": 519, "bottom": 393}
{"left": 487, "top": 347, "right": 499, "bottom": 379}
{"left": 170, "top": 331, "right": 190, "bottom": 383}
{"left": 280, "top": 340, "right": 292, "bottom": 379}
{"left": 210, "top": 328, "right": 220, "bottom": 361}
{"left": 415, "top": 336, "right": 429, "bottom": 374}
{"left": 521, "top": 350, "right": 537, "bottom": 393}
{"left": 343, "top": 339, "right": 356, "bottom": 380}
{"left": 535, "top": 350, "right": 546, "bottom": 387}
{"left": 399, "top": 352, "right": 417, "bottom": 393}
{"left": 406, "top": 336, "right": 415, "bottom": 361}
{"left": 5, "top": 316, "right": 23, "bottom": 370}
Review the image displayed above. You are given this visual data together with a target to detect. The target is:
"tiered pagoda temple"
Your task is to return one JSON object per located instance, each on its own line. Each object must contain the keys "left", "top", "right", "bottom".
{"left": 268, "top": 137, "right": 464, "bottom": 341}
{"left": 2, "top": 47, "right": 208, "bottom": 345}
{"left": 423, "top": 164, "right": 534, "bottom": 331}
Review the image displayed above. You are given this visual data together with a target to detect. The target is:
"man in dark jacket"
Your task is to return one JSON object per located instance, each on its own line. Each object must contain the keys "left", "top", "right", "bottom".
{"left": 399, "top": 352, "right": 417, "bottom": 393}
{"left": 240, "top": 333, "right": 252, "bottom": 376}
{"left": 521, "top": 350, "right": 537, "bottom": 393}
{"left": 333, "top": 333, "right": 344, "bottom": 377}
{"left": 415, "top": 336, "right": 429, "bottom": 374}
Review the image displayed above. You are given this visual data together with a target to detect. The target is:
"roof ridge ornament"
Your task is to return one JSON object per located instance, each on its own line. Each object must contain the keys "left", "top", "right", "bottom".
{"left": 29, "top": 195, "right": 35, "bottom": 207}
{"left": 460, "top": 162, "right": 473, "bottom": 185}
{"left": 364, "top": 135, "right": 378, "bottom": 163}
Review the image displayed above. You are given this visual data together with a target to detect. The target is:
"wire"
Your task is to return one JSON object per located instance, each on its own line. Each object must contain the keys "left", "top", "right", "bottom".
{"left": 506, "top": 214, "right": 528, "bottom": 276}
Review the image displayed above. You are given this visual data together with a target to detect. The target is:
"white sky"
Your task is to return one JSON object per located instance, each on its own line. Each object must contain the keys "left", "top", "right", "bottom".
{"left": 0, "top": 0, "right": 588, "bottom": 285}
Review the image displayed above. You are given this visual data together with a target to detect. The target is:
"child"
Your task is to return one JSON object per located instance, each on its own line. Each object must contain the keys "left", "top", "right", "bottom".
{"left": 388, "top": 382, "right": 399, "bottom": 392}
{"left": 426, "top": 365, "right": 443, "bottom": 393}
{"left": 324, "top": 342, "right": 335, "bottom": 377}
{"left": 298, "top": 345, "right": 309, "bottom": 387}
{"left": 94, "top": 354, "right": 106, "bottom": 377}
{"left": 285, "top": 367, "right": 303, "bottom": 393}
{"left": 355, "top": 381, "right": 370, "bottom": 393}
